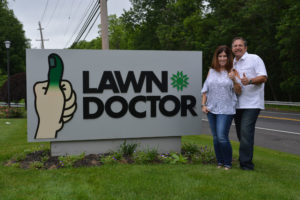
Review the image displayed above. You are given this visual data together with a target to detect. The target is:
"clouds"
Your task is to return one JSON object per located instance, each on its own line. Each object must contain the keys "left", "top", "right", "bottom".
{"left": 8, "top": 0, "right": 131, "bottom": 49}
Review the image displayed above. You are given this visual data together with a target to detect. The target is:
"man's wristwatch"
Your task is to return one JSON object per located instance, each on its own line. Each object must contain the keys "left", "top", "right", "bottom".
{"left": 201, "top": 104, "right": 206, "bottom": 107}
{"left": 248, "top": 79, "right": 252, "bottom": 84}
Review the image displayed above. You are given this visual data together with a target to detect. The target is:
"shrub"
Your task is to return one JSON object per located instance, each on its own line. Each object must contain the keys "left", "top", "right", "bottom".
{"left": 170, "top": 153, "right": 188, "bottom": 164}
{"left": 0, "top": 106, "right": 25, "bottom": 118}
{"left": 100, "top": 155, "right": 118, "bottom": 164}
{"left": 182, "top": 143, "right": 200, "bottom": 156}
{"left": 58, "top": 153, "right": 85, "bottom": 168}
{"left": 195, "top": 146, "right": 216, "bottom": 164}
{"left": 30, "top": 161, "right": 44, "bottom": 169}
{"left": 119, "top": 140, "right": 138, "bottom": 157}
{"left": 112, "top": 151, "right": 123, "bottom": 160}
{"left": 133, "top": 148, "right": 158, "bottom": 164}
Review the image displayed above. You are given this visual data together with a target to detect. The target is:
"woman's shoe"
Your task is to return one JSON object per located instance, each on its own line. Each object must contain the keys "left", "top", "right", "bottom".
{"left": 217, "top": 163, "right": 223, "bottom": 169}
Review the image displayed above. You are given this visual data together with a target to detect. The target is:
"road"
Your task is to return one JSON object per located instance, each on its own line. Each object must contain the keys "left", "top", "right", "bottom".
{"left": 202, "top": 110, "right": 300, "bottom": 156}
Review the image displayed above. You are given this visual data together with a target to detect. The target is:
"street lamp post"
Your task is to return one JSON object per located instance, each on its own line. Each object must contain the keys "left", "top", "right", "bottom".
{"left": 4, "top": 41, "right": 11, "bottom": 108}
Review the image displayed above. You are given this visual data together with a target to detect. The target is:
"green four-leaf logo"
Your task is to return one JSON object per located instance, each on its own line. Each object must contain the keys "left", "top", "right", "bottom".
{"left": 171, "top": 71, "right": 189, "bottom": 91}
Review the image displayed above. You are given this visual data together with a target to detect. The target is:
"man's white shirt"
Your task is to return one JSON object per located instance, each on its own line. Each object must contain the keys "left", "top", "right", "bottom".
{"left": 233, "top": 52, "right": 267, "bottom": 109}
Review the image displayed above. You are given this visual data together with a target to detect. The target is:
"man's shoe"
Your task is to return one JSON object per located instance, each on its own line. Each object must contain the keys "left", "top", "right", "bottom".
{"left": 241, "top": 166, "right": 253, "bottom": 170}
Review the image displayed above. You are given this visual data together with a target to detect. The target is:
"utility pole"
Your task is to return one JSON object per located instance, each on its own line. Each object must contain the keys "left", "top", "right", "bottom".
{"left": 100, "top": 0, "right": 109, "bottom": 49}
{"left": 36, "top": 21, "right": 49, "bottom": 49}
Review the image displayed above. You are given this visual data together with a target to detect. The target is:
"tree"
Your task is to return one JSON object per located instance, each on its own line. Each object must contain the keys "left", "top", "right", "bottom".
{"left": 205, "top": 0, "right": 291, "bottom": 100}
{"left": 0, "top": 2, "right": 29, "bottom": 75}
{"left": 0, "top": 72, "right": 26, "bottom": 103}
{"left": 70, "top": 38, "right": 102, "bottom": 49}
{"left": 276, "top": 1, "right": 300, "bottom": 101}
{"left": 71, "top": 0, "right": 300, "bottom": 101}
{"left": 121, "top": 0, "right": 170, "bottom": 50}
{"left": 108, "top": 15, "right": 128, "bottom": 49}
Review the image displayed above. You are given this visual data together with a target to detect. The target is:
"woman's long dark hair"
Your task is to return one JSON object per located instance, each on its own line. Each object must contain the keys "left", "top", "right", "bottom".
{"left": 211, "top": 45, "right": 233, "bottom": 73}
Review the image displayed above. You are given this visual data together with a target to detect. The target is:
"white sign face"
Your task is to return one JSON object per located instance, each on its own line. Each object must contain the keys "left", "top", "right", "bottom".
{"left": 26, "top": 50, "right": 202, "bottom": 142}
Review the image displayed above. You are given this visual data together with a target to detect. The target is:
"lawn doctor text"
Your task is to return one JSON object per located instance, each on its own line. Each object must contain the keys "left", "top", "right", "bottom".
{"left": 82, "top": 70, "right": 198, "bottom": 119}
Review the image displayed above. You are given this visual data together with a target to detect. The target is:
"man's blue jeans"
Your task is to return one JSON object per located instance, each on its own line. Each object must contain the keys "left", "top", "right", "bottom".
{"left": 207, "top": 112, "right": 234, "bottom": 167}
{"left": 234, "top": 109, "right": 260, "bottom": 169}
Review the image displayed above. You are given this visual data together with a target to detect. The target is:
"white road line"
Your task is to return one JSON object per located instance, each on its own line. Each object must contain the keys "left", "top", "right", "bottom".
{"left": 255, "top": 127, "right": 300, "bottom": 136}
{"left": 202, "top": 118, "right": 300, "bottom": 136}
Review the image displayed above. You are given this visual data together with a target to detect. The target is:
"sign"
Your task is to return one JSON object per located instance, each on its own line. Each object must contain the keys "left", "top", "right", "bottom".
{"left": 26, "top": 50, "right": 202, "bottom": 142}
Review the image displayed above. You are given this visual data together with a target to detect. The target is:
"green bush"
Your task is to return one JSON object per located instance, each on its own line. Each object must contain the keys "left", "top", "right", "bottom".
{"left": 30, "top": 161, "right": 44, "bottom": 169}
{"left": 133, "top": 148, "right": 158, "bottom": 164}
{"left": 119, "top": 141, "right": 138, "bottom": 157}
{"left": 0, "top": 106, "right": 25, "bottom": 118}
{"left": 182, "top": 143, "right": 200, "bottom": 156}
{"left": 58, "top": 153, "right": 85, "bottom": 168}
{"left": 100, "top": 155, "right": 118, "bottom": 164}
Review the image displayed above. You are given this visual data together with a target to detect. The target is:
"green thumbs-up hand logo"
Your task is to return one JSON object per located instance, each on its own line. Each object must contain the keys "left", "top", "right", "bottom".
{"left": 34, "top": 53, "right": 77, "bottom": 139}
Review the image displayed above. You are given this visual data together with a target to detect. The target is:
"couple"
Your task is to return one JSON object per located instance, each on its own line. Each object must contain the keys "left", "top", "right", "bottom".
{"left": 201, "top": 37, "right": 268, "bottom": 170}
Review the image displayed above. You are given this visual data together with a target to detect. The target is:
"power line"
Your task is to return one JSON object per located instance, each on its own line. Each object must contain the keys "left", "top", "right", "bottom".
{"left": 64, "top": 0, "right": 96, "bottom": 48}
{"left": 83, "top": 11, "right": 100, "bottom": 41}
{"left": 68, "top": 0, "right": 100, "bottom": 47}
{"left": 73, "top": 1, "right": 100, "bottom": 44}
{"left": 40, "top": 0, "right": 49, "bottom": 23}
{"left": 73, "top": 1, "right": 99, "bottom": 43}
{"left": 64, "top": 0, "right": 84, "bottom": 36}
{"left": 45, "top": 0, "right": 61, "bottom": 28}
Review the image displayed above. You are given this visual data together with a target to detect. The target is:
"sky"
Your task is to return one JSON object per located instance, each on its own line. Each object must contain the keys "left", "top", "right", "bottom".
{"left": 7, "top": 0, "right": 131, "bottom": 49}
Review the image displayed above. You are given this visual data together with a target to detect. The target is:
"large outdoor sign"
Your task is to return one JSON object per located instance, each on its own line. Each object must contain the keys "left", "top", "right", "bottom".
{"left": 26, "top": 50, "right": 202, "bottom": 142}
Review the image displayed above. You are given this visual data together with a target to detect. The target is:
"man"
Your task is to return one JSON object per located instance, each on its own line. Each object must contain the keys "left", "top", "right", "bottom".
{"left": 231, "top": 37, "right": 267, "bottom": 170}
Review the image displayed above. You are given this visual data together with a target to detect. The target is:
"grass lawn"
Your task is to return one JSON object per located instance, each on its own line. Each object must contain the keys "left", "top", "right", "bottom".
{"left": 1, "top": 119, "right": 300, "bottom": 200}
{"left": 265, "top": 104, "right": 300, "bottom": 112}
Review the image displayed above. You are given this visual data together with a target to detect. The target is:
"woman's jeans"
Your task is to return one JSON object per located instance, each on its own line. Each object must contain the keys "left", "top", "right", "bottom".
{"left": 207, "top": 112, "right": 234, "bottom": 167}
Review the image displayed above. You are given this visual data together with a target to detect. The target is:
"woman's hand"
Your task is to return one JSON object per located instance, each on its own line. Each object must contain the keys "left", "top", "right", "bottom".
{"left": 202, "top": 106, "right": 209, "bottom": 113}
{"left": 228, "top": 70, "right": 236, "bottom": 81}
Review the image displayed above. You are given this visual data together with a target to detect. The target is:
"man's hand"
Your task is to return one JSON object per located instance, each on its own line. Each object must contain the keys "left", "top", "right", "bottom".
{"left": 34, "top": 54, "right": 76, "bottom": 139}
{"left": 241, "top": 73, "right": 250, "bottom": 85}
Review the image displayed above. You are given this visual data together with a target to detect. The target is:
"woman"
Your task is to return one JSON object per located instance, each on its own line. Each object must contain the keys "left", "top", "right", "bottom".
{"left": 201, "top": 45, "right": 241, "bottom": 170}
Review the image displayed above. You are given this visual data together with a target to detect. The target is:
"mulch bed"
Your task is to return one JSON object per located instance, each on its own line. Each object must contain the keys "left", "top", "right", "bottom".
{"left": 5, "top": 150, "right": 104, "bottom": 169}
{"left": 4, "top": 149, "right": 218, "bottom": 170}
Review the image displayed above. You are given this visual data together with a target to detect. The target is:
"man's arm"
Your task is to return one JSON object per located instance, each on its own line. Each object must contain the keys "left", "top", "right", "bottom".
{"left": 248, "top": 75, "right": 267, "bottom": 85}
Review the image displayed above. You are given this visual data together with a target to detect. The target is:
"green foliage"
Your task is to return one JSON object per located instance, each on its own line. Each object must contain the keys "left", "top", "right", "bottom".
{"left": 0, "top": 3, "right": 29, "bottom": 75}
{"left": 100, "top": 155, "right": 118, "bottom": 164}
{"left": 12, "top": 151, "right": 27, "bottom": 162}
{"left": 108, "top": 15, "right": 128, "bottom": 49}
{"left": 181, "top": 143, "right": 200, "bottom": 156}
{"left": 58, "top": 153, "right": 85, "bottom": 168}
{"left": 2, "top": 120, "right": 300, "bottom": 199}
{"left": 276, "top": 1, "right": 300, "bottom": 101}
{"left": 70, "top": 38, "right": 101, "bottom": 49}
{"left": 170, "top": 153, "right": 188, "bottom": 164}
{"left": 119, "top": 140, "right": 138, "bottom": 157}
{"left": 66, "top": 0, "right": 300, "bottom": 100}
{"left": 182, "top": 143, "right": 216, "bottom": 164}
{"left": 0, "top": 106, "right": 25, "bottom": 118}
{"left": 160, "top": 152, "right": 188, "bottom": 164}
{"left": 10, "top": 162, "right": 20, "bottom": 168}
{"left": 265, "top": 104, "right": 300, "bottom": 112}
{"left": 133, "top": 148, "right": 159, "bottom": 164}
{"left": 0, "top": 75, "right": 7, "bottom": 87}
{"left": 41, "top": 155, "right": 49, "bottom": 163}
{"left": 29, "top": 161, "right": 44, "bottom": 169}
{"left": 112, "top": 151, "right": 123, "bottom": 160}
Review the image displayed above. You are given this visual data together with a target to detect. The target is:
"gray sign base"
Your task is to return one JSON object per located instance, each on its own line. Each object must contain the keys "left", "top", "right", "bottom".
{"left": 51, "top": 136, "right": 181, "bottom": 156}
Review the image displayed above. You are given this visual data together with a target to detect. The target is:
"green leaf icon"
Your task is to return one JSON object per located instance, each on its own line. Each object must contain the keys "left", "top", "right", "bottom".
{"left": 171, "top": 71, "right": 189, "bottom": 91}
